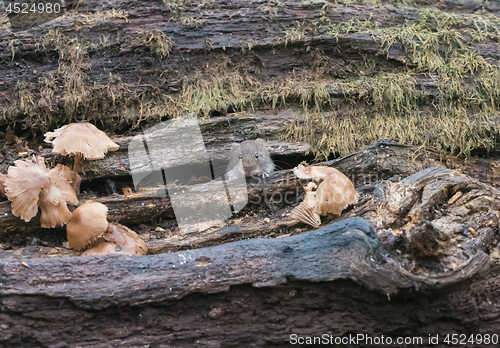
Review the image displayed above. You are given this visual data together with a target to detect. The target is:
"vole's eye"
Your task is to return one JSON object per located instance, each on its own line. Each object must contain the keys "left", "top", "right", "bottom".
{"left": 255, "top": 154, "right": 259, "bottom": 159}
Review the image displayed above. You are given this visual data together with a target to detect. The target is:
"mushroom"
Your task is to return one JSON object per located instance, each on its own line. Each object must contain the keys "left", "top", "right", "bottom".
{"left": 293, "top": 164, "right": 349, "bottom": 181}
{"left": 44, "top": 123, "right": 119, "bottom": 192}
{"left": 315, "top": 171, "right": 359, "bottom": 215}
{"left": 66, "top": 202, "right": 109, "bottom": 250}
{"left": 103, "top": 223, "right": 147, "bottom": 256}
{"left": 4, "top": 156, "right": 78, "bottom": 228}
{"left": 67, "top": 202, "right": 147, "bottom": 256}
{"left": 290, "top": 182, "right": 321, "bottom": 228}
{"left": 290, "top": 165, "right": 359, "bottom": 227}
{"left": 81, "top": 239, "right": 122, "bottom": 256}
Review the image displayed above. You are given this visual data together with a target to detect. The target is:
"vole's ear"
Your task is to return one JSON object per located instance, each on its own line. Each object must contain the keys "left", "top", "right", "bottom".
{"left": 255, "top": 138, "right": 265, "bottom": 146}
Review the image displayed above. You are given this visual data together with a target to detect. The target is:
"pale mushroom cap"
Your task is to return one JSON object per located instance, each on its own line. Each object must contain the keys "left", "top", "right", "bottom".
{"left": 81, "top": 240, "right": 121, "bottom": 256}
{"left": 293, "top": 164, "right": 346, "bottom": 181}
{"left": 4, "top": 156, "right": 78, "bottom": 226}
{"left": 315, "top": 173, "right": 359, "bottom": 216}
{"left": 5, "top": 156, "right": 48, "bottom": 222}
{"left": 67, "top": 202, "right": 109, "bottom": 250}
{"left": 44, "top": 123, "right": 119, "bottom": 159}
{"left": 104, "top": 223, "right": 147, "bottom": 256}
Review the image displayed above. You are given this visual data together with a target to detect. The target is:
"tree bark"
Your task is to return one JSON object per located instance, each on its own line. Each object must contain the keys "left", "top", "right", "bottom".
{"left": 0, "top": 216, "right": 496, "bottom": 347}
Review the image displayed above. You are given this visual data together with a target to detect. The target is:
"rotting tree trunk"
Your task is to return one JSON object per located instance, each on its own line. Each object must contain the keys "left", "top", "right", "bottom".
{"left": 1, "top": 141, "right": 500, "bottom": 347}
{"left": 0, "top": 217, "right": 498, "bottom": 347}
{"left": 1, "top": 139, "right": 498, "bottom": 238}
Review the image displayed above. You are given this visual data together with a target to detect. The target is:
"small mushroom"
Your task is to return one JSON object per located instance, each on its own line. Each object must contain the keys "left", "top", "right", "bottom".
{"left": 290, "top": 165, "right": 359, "bottom": 227}
{"left": 81, "top": 239, "right": 121, "bottom": 256}
{"left": 44, "top": 123, "right": 119, "bottom": 192}
{"left": 315, "top": 172, "right": 359, "bottom": 215}
{"left": 66, "top": 202, "right": 109, "bottom": 250}
{"left": 4, "top": 156, "right": 78, "bottom": 228}
{"left": 102, "top": 223, "right": 147, "bottom": 256}
{"left": 67, "top": 202, "right": 147, "bottom": 255}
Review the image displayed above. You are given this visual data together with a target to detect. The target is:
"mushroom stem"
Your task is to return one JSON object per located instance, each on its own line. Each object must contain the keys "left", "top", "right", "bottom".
{"left": 73, "top": 153, "right": 82, "bottom": 173}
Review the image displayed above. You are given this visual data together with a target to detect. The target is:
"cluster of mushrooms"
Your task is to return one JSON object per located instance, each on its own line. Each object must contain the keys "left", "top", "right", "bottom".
{"left": 0, "top": 123, "right": 146, "bottom": 257}
{"left": 290, "top": 164, "right": 359, "bottom": 227}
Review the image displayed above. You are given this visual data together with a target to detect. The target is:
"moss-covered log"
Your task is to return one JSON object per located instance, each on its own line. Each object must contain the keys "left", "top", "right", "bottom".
{"left": 1, "top": 0, "right": 500, "bottom": 161}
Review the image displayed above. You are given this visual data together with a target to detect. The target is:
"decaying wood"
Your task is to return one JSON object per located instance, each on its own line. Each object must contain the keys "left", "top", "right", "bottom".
{"left": 0, "top": 139, "right": 448, "bottom": 236}
{"left": 0, "top": 142, "right": 500, "bottom": 346}
{"left": 2, "top": 143, "right": 499, "bottom": 279}
{"left": 0, "top": 216, "right": 496, "bottom": 347}
{"left": 1, "top": 139, "right": 498, "bottom": 239}
{"left": 0, "top": 109, "right": 310, "bottom": 178}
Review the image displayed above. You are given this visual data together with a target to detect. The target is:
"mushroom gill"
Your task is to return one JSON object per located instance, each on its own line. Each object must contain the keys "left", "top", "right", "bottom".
{"left": 66, "top": 202, "right": 109, "bottom": 250}
{"left": 39, "top": 176, "right": 78, "bottom": 228}
{"left": 4, "top": 156, "right": 78, "bottom": 227}
{"left": 52, "top": 164, "right": 82, "bottom": 195}
{"left": 291, "top": 182, "right": 321, "bottom": 227}
{"left": 290, "top": 201, "right": 321, "bottom": 228}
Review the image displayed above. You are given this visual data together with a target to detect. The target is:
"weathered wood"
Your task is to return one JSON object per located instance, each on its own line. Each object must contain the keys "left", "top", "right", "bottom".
{"left": 0, "top": 108, "right": 310, "bottom": 178}
{"left": 0, "top": 216, "right": 492, "bottom": 308}
{"left": 1, "top": 139, "right": 499, "bottom": 239}
{"left": 1, "top": 0, "right": 499, "bottom": 137}
{"left": 0, "top": 216, "right": 495, "bottom": 347}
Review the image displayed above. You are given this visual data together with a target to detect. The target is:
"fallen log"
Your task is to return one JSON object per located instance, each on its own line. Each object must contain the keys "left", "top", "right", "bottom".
{"left": 0, "top": 216, "right": 495, "bottom": 347}
{"left": 1, "top": 139, "right": 498, "bottom": 239}
{"left": 0, "top": 109, "right": 310, "bottom": 178}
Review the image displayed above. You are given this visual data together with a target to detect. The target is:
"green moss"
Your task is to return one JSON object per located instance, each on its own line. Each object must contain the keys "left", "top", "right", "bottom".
{"left": 285, "top": 106, "right": 499, "bottom": 160}
{"left": 284, "top": 7, "right": 500, "bottom": 158}
{"left": 342, "top": 72, "right": 418, "bottom": 115}
{"left": 323, "top": 16, "right": 379, "bottom": 37}
{"left": 140, "top": 29, "right": 174, "bottom": 60}
{"left": 283, "top": 22, "right": 307, "bottom": 47}
{"left": 3, "top": 1, "right": 500, "bottom": 159}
